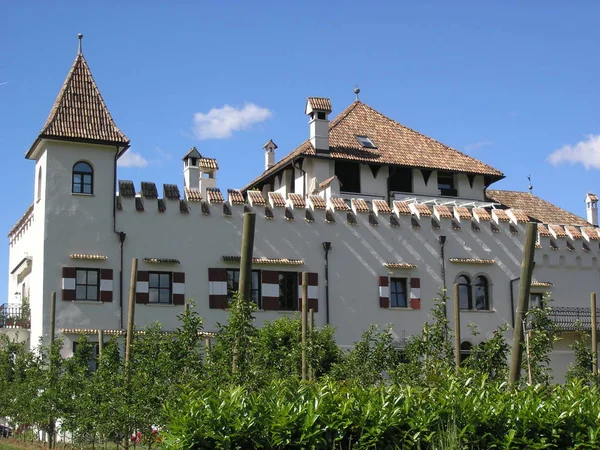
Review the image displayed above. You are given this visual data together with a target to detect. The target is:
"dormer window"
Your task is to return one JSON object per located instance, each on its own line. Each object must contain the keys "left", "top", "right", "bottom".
{"left": 437, "top": 172, "right": 457, "bottom": 197}
{"left": 72, "top": 161, "right": 93, "bottom": 195}
{"left": 356, "top": 135, "right": 376, "bottom": 148}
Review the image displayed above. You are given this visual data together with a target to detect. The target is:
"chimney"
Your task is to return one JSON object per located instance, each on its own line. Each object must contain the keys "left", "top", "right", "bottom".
{"left": 586, "top": 193, "right": 598, "bottom": 225}
{"left": 263, "top": 139, "right": 277, "bottom": 171}
{"left": 182, "top": 147, "right": 201, "bottom": 190}
{"left": 305, "top": 97, "right": 332, "bottom": 152}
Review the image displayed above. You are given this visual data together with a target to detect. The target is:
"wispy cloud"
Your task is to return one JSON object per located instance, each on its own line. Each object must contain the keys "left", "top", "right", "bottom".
{"left": 547, "top": 134, "right": 600, "bottom": 170}
{"left": 192, "top": 103, "right": 272, "bottom": 140}
{"left": 0, "top": 82, "right": 8, "bottom": 87}
{"left": 118, "top": 151, "right": 149, "bottom": 168}
{"left": 464, "top": 140, "right": 492, "bottom": 152}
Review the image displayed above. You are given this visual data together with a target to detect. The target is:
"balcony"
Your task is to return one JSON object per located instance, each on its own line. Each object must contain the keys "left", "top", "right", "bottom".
{"left": 0, "top": 303, "right": 30, "bottom": 329}
{"left": 526, "top": 306, "right": 600, "bottom": 332}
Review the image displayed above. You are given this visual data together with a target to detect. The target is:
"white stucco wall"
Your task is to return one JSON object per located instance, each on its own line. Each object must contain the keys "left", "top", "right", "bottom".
{"left": 456, "top": 174, "right": 485, "bottom": 201}
{"left": 412, "top": 169, "right": 439, "bottom": 196}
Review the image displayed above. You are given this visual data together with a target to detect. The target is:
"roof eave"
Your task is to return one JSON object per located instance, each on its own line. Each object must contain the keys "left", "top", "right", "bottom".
{"left": 26, "top": 134, "right": 131, "bottom": 160}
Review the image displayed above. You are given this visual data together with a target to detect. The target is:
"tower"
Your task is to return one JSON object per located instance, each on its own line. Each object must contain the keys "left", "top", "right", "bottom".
{"left": 305, "top": 97, "right": 332, "bottom": 152}
{"left": 263, "top": 139, "right": 277, "bottom": 171}
{"left": 586, "top": 193, "right": 598, "bottom": 226}
{"left": 182, "top": 147, "right": 201, "bottom": 189}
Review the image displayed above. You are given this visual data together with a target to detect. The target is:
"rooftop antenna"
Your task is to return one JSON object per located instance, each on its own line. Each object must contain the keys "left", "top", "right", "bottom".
{"left": 527, "top": 175, "right": 533, "bottom": 195}
{"left": 77, "top": 33, "right": 83, "bottom": 55}
{"left": 354, "top": 85, "right": 360, "bottom": 101}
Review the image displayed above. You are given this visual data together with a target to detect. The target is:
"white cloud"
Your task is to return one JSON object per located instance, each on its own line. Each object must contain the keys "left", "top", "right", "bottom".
{"left": 118, "top": 151, "right": 149, "bottom": 168}
{"left": 547, "top": 134, "right": 600, "bottom": 170}
{"left": 192, "top": 103, "right": 272, "bottom": 140}
{"left": 464, "top": 141, "right": 492, "bottom": 151}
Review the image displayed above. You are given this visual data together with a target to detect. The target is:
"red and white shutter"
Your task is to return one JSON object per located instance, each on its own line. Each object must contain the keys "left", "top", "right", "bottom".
{"left": 208, "top": 268, "right": 227, "bottom": 309}
{"left": 173, "top": 272, "right": 185, "bottom": 305}
{"left": 100, "top": 269, "right": 113, "bottom": 302}
{"left": 297, "top": 273, "right": 318, "bottom": 312}
{"left": 379, "top": 276, "right": 389, "bottom": 308}
{"left": 261, "top": 270, "right": 280, "bottom": 310}
{"left": 410, "top": 278, "right": 421, "bottom": 309}
{"left": 62, "top": 267, "right": 76, "bottom": 301}
{"left": 136, "top": 271, "right": 149, "bottom": 304}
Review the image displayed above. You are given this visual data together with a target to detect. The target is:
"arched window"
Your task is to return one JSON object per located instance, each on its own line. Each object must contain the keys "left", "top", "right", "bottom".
{"left": 72, "top": 162, "right": 93, "bottom": 194}
{"left": 474, "top": 276, "right": 490, "bottom": 310}
{"left": 37, "top": 167, "right": 42, "bottom": 201}
{"left": 460, "top": 341, "right": 472, "bottom": 363}
{"left": 457, "top": 275, "right": 472, "bottom": 310}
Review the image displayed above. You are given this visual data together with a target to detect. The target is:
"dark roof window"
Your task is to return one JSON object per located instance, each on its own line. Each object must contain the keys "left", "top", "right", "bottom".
{"left": 356, "top": 135, "right": 376, "bottom": 148}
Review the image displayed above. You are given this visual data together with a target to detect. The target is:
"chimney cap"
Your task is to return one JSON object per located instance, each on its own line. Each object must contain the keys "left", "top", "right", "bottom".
{"left": 263, "top": 139, "right": 278, "bottom": 150}
{"left": 182, "top": 146, "right": 202, "bottom": 161}
{"left": 305, "top": 97, "right": 332, "bottom": 115}
{"left": 587, "top": 193, "right": 598, "bottom": 202}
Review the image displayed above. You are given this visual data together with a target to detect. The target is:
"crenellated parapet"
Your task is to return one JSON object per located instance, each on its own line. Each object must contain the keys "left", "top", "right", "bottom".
{"left": 114, "top": 180, "right": 600, "bottom": 259}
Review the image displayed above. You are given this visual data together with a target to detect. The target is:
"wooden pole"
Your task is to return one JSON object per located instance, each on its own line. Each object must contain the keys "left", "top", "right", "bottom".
{"left": 301, "top": 272, "right": 308, "bottom": 381}
{"left": 525, "top": 328, "right": 533, "bottom": 385}
{"left": 592, "top": 292, "right": 598, "bottom": 375}
{"left": 309, "top": 308, "right": 314, "bottom": 381}
{"left": 453, "top": 283, "right": 461, "bottom": 372}
{"left": 238, "top": 213, "right": 256, "bottom": 303}
{"left": 125, "top": 258, "right": 138, "bottom": 367}
{"left": 49, "top": 291, "right": 56, "bottom": 344}
{"left": 509, "top": 222, "right": 537, "bottom": 387}
{"left": 98, "top": 330, "right": 104, "bottom": 356}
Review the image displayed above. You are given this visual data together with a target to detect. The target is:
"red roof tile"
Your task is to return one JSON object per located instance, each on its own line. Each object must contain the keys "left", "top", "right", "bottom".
{"left": 373, "top": 199, "right": 392, "bottom": 214}
{"left": 247, "top": 190, "right": 266, "bottom": 206}
{"left": 352, "top": 198, "right": 369, "bottom": 213}
{"left": 473, "top": 208, "right": 491, "bottom": 221}
{"left": 581, "top": 227, "right": 600, "bottom": 240}
{"left": 537, "top": 224, "right": 552, "bottom": 237}
{"left": 434, "top": 205, "right": 452, "bottom": 219}
{"left": 306, "top": 97, "right": 332, "bottom": 112}
{"left": 184, "top": 187, "right": 202, "bottom": 202}
{"left": 288, "top": 193, "right": 306, "bottom": 208}
{"left": 492, "top": 209, "right": 511, "bottom": 222}
{"left": 411, "top": 203, "right": 432, "bottom": 217}
{"left": 329, "top": 197, "right": 350, "bottom": 211}
{"left": 207, "top": 188, "right": 224, "bottom": 204}
{"left": 309, "top": 195, "right": 326, "bottom": 209}
{"left": 454, "top": 206, "right": 471, "bottom": 220}
{"left": 393, "top": 201, "right": 412, "bottom": 215}
{"left": 268, "top": 192, "right": 286, "bottom": 207}
{"left": 227, "top": 189, "right": 245, "bottom": 205}
{"left": 8, "top": 204, "right": 33, "bottom": 238}
{"left": 564, "top": 225, "right": 583, "bottom": 240}
{"left": 549, "top": 224, "right": 568, "bottom": 238}
{"left": 507, "top": 208, "right": 529, "bottom": 223}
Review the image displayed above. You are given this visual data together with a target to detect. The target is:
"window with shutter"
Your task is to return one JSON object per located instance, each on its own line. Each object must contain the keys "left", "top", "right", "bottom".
{"left": 208, "top": 268, "right": 228, "bottom": 309}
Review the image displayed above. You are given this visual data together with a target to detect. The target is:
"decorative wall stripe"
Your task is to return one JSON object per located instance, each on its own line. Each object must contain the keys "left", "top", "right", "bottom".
{"left": 379, "top": 276, "right": 389, "bottom": 308}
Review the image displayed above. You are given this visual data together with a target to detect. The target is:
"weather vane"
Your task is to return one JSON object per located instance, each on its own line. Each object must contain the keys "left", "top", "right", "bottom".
{"left": 354, "top": 85, "right": 360, "bottom": 101}
{"left": 527, "top": 175, "right": 533, "bottom": 194}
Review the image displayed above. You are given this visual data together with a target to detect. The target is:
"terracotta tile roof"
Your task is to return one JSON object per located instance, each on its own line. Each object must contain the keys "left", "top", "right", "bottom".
{"left": 184, "top": 187, "right": 202, "bottom": 202}
{"left": 8, "top": 204, "right": 33, "bottom": 237}
{"left": 473, "top": 208, "right": 491, "bottom": 221}
{"left": 143, "top": 258, "right": 180, "bottom": 264}
{"left": 581, "top": 227, "right": 600, "bottom": 240}
{"left": 319, "top": 176, "right": 339, "bottom": 189}
{"left": 69, "top": 254, "right": 107, "bottom": 260}
{"left": 549, "top": 224, "right": 568, "bottom": 238}
{"left": 492, "top": 209, "right": 511, "bottom": 222}
{"left": 486, "top": 190, "right": 589, "bottom": 226}
{"left": 60, "top": 328, "right": 217, "bottom": 337}
{"left": 454, "top": 206, "right": 471, "bottom": 220}
{"left": 531, "top": 281, "right": 553, "bottom": 287}
{"left": 207, "top": 188, "right": 224, "bottom": 204}
{"left": 352, "top": 198, "right": 370, "bottom": 213}
{"left": 309, "top": 195, "right": 326, "bottom": 209}
{"left": 269, "top": 192, "right": 286, "bottom": 207}
{"left": 247, "top": 190, "right": 266, "bottom": 206}
{"left": 537, "top": 223, "right": 552, "bottom": 237}
{"left": 384, "top": 262, "right": 417, "bottom": 269}
{"left": 28, "top": 53, "right": 129, "bottom": 157}
{"left": 410, "top": 203, "right": 432, "bottom": 217}
{"left": 393, "top": 201, "right": 412, "bottom": 215}
{"left": 227, "top": 189, "right": 245, "bottom": 205}
{"left": 141, "top": 182, "right": 158, "bottom": 199}
{"left": 564, "top": 225, "right": 583, "bottom": 240}
{"left": 306, "top": 97, "right": 332, "bottom": 112}
{"left": 119, "top": 180, "right": 135, "bottom": 197}
{"left": 243, "top": 101, "right": 503, "bottom": 192}
{"left": 588, "top": 193, "right": 598, "bottom": 202}
{"left": 507, "top": 208, "right": 529, "bottom": 223}
{"left": 448, "top": 258, "right": 496, "bottom": 265}
{"left": 329, "top": 197, "right": 350, "bottom": 211}
{"left": 198, "top": 157, "right": 218, "bottom": 170}
{"left": 434, "top": 205, "right": 452, "bottom": 219}
{"left": 222, "top": 256, "right": 304, "bottom": 265}
{"left": 373, "top": 199, "right": 392, "bottom": 214}
{"left": 163, "top": 184, "right": 180, "bottom": 200}
{"left": 288, "top": 193, "right": 306, "bottom": 208}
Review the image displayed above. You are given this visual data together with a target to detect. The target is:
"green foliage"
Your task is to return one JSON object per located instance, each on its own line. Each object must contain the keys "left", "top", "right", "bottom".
{"left": 565, "top": 331, "right": 598, "bottom": 385}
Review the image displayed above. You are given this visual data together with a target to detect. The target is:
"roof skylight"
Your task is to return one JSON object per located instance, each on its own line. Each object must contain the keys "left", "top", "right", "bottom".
{"left": 356, "top": 135, "right": 376, "bottom": 148}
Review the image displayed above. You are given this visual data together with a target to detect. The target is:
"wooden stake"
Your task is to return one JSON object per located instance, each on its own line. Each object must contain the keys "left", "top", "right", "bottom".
{"left": 125, "top": 258, "right": 138, "bottom": 367}
{"left": 98, "top": 330, "right": 104, "bottom": 356}
{"left": 592, "top": 292, "right": 598, "bottom": 374}
{"left": 509, "top": 222, "right": 537, "bottom": 387}
{"left": 49, "top": 291, "right": 56, "bottom": 344}
{"left": 309, "top": 308, "right": 314, "bottom": 381}
{"left": 301, "top": 272, "right": 308, "bottom": 381}
{"left": 525, "top": 328, "right": 533, "bottom": 385}
{"left": 453, "top": 283, "right": 461, "bottom": 372}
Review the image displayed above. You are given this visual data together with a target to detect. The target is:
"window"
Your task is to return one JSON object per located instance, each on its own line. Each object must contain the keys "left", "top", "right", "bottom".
{"left": 457, "top": 275, "right": 472, "bottom": 310}
{"left": 530, "top": 293, "right": 543, "bottom": 309}
{"left": 75, "top": 269, "right": 99, "bottom": 301}
{"left": 37, "top": 167, "right": 42, "bottom": 201}
{"left": 149, "top": 272, "right": 172, "bottom": 304}
{"left": 226, "top": 269, "right": 261, "bottom": 307}
{"left": 390, "top": 278, "right": 408, "bottom": 307}
{"left": 355, "top": 135, "right": 376, "bottom": 148}
{"left": 72, "top": 162, "right": 93, "bottom": 194}
{"left": 437, "top": 172, "right": 457, "bottom": 197}
{"left": 279, "top": 272, "right": 298, "bottom": 310}
{"left": 335, "top": 160, "right": 361, "bottom": 193}
{"left": 389, "top": 167, "right": 412, "bottom": 193}
{"left": 474, "top": 276, "right": 490, "bottom": 310}
{"left": 190, "top": 157, "right": 197, "bottom": 166}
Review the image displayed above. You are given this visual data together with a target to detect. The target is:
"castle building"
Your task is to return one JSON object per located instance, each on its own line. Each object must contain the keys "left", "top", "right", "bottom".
{"left": 4, "top": 40, "right": 599, "bottom": 381}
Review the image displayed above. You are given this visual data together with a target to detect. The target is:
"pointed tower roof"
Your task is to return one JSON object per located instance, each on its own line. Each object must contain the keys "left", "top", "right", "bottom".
{"left": 26, "top": 36, "right": 129, "bottom": 158}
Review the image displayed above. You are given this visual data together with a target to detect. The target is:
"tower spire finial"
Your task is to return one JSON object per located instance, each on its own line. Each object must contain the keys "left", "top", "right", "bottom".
{"left": 354, "top": 85, "right": 360, "bottom": 101}
{"left": 77, "top": 33, "right": 83, "bottom": 55}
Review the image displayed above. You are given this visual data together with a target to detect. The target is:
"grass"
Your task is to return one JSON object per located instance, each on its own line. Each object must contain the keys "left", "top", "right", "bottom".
{"left": 0, "top": 439, "right": 45, "bottom": 450}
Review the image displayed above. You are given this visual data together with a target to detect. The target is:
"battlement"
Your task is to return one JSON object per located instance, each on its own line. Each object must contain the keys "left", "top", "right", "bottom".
{"left": 115, "top": 180, "right": 600, "bottom": 256}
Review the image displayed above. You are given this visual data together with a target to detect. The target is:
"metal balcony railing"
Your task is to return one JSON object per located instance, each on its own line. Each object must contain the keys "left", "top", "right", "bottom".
{"left": 0, "top": 303, "right": 30, "bottom": 329}
{"left": 526, "top": 306, "right": 600, "bottom": 332}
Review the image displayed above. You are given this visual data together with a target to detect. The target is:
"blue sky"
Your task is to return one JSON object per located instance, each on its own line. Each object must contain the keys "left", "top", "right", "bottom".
{"left": 2, "top": 1, "right": 600, "bottom": 302}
